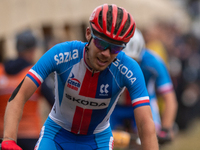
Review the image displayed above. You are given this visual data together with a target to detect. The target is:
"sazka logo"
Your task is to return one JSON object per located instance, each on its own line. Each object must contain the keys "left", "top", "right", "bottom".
{"left": 67, "top": 73, "right": 81, "bottom": 91}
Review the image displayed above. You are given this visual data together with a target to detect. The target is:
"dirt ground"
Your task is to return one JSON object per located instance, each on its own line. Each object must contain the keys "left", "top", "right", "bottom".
{"left": 160, "top": 118, "right": 200, "bottom": 150}
{"left": 114, "top": 118, "right": 200, "bottom": 150}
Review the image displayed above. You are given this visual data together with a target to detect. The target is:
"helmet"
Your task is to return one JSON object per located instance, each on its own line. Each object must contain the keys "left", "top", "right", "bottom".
{"left": 123, "top": 28, "right": 145, "bottom": 60}
{"left": 16, "top": 29, "right": 37, "bottom": 52}
{"left": 89, "top": 4, "right": 136, "bottom": 43}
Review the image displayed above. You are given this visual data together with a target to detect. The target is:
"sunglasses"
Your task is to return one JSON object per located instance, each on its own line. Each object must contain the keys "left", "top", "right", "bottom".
{"left": 90, "top": 29, "right": 126, "bottom": 54}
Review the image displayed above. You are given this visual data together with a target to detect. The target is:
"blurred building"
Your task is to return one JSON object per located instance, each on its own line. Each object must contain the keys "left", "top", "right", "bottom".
{"left": 0, "top": 0, "right": 191, "bottom": 61}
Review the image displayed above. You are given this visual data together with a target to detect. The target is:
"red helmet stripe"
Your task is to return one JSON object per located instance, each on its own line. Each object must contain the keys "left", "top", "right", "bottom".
{"left": 90, "top": 6, "right": 103, "bottom": 33}
{"left": 123, "top": 15, "right": 135, "bottom": 42}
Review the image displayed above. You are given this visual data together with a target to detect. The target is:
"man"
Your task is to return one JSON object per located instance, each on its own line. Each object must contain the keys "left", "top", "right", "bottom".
{"left": 111, "top": 29, "right": 177, "bottom": 145}
{"left": 2, "top": 4, "right": 159, "bottom": 150}
{"left": 0, "top": 30, "right": 54, "bottom": 150}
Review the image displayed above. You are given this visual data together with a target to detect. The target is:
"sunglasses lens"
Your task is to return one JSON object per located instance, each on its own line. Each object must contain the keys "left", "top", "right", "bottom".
{"left": 93, "top": 37, "right": 124, "bottom": 54}
{"left": 93, "top": 38, "right": 108, "bottom": 50}
{"left": 110, "top": 45, "right": 123, "bottom": 54}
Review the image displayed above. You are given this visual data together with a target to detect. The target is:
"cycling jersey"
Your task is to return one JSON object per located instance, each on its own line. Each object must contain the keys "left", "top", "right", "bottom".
{"left": 140, "top": 49, "right": 173, "bottom": 99}
{"left": 26, "top": 41, "right": 149, "bottom": 149}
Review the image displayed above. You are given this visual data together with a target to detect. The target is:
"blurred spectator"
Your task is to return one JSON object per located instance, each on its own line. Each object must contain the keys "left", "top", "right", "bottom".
{"left": 143, "top": 22, "right": 169, "bottom": 68}
{"left": 0, "top": 29, "right": 54, "bottom": 150}
{"left": 143, "top": 19, "right": 200, "bottom": 130}
{"left": 170, "top": 32, "right": 200, "bottom": 130}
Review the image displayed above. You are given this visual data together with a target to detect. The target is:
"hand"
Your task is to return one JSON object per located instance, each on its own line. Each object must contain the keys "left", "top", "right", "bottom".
{"left": 1, "top": 140, "right": 22, "bottom": 150}
{"left": 157, "top": 128, "right": 172, "bottom": 145}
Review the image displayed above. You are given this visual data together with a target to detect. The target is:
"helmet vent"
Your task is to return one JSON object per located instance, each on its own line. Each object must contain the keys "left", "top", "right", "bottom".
{"left": 120, "top": 14, "right": 130, "bottom": 37}
{"left": 114, "top": 8, "right": 123, "bottom": 35}
{"left": 98, "top": 11, "right": 103, "bottom": 30}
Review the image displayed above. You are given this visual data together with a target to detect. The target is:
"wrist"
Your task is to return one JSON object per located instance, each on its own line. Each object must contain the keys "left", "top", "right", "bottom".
{"left": 161, "top": 128, "right": 171, "bottom": 132}
{"left": 2, "top": 137, "right": 16, "bottom": 142}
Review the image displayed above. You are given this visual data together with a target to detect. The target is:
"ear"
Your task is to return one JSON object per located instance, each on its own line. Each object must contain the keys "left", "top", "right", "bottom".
{"left": 85, "top": 27, "right": 92, "bottom": 42}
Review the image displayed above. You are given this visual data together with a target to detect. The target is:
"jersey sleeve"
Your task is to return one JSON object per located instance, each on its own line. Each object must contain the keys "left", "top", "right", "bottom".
{"left": 26, "top": 43, "right": 69, "bottom": 87}
{"left": 121, "top": 54, "right": 150, "bottom": 109}
{"left": 152, "top": 53, "right": 173, "bottom": 94}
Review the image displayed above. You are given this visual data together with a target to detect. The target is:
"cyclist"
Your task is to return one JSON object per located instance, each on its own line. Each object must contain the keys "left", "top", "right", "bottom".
{"left": 2, "top": 4, "right": 159, "bottom": 150}
{"left": 111, "top": 28, "right": 177, "bottom": 145}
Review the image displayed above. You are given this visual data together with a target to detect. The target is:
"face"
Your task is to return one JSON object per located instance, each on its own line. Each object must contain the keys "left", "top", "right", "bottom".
{"left": 85, "top": 27, "right": 123, "bottom": 71}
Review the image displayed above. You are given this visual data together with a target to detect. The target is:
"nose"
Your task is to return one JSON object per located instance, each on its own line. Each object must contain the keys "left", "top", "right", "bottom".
{"left": 101, "top": 48, "right": 111, "bottom": 57}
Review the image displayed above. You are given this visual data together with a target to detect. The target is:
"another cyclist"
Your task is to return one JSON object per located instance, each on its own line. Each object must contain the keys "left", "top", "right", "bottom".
{"left": 111, "top": 28, "right": 177, "bottom": 145}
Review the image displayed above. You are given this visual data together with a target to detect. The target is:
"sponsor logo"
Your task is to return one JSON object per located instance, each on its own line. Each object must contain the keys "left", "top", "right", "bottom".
{"left": 67, "top": 73, "right": 81, "bottom": 91}
{"left": 65, "top": 93, "right": 107, "bottom": 107}
{"left": 99, "top": 84, "right": 110, "bottom": 96}
{"left": 112, "top": 59, "right": 136, "bottom": 84}
{"left": 100, "top": 84, "right": 109, "bottom": 94}
{"left": 54, "top": 49, "right": 78, "bottom": 65}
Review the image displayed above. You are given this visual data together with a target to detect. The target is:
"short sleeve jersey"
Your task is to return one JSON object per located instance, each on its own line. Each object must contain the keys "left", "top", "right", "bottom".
{"left": 26, "top": 41, "right": 149, "bottom": 135}
{"left": 140, "top": 49, "right": 173, "bottom": 100}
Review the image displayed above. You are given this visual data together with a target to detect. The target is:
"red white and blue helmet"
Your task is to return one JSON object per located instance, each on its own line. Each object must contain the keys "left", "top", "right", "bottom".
{"left": 89, "top": 4, "right": 136, "bottom": 43}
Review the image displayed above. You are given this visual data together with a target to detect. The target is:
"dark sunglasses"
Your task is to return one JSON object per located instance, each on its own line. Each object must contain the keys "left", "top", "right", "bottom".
{"left": 90, "top": 29, "right": 126, "bottom": 54}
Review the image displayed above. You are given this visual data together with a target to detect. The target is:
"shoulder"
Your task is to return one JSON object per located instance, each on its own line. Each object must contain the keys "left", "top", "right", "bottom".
{"left": 111, "top": 51, "right": 143, "bottom": 85}
{"left": 142, "top": 49, "right": 165, "bottom": 66}
{"left": 144, "top": 49, "right": 164, "bottom": 61}
{"left": 42, "top": 40, "right": 87, "bottom": 63}
{"left": 115, "top": 51, "right": 139, "bottom": 68}
{"left": 51, "top": 41, "right": 87, "bottom": 52}
{"left": 113, "top": 51, "right": 141, "bottom": 75}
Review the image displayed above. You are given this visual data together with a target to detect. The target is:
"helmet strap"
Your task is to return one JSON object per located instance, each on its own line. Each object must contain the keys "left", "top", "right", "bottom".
{"left": 85, "top": 36, "right": 93, "bottom": 52}
{"left": 85, "top": 36, "right": 96, "bottom": 76}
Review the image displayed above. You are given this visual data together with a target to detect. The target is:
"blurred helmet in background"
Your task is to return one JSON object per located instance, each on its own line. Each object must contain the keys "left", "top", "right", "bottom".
{"left": 16, "top": 29, "right": 37, "bottom": 52}
{"left": 123, "top": 28, "right": 145, "bottom": 60}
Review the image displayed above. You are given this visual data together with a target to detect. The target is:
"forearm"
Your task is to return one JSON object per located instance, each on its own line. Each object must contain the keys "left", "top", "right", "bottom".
{"left": 134, "top": 106, "right": 159, "bottom": 150}
{"left": 3, "top": 98, "right": 25, "bottom": 141}
{"left": 138, "top": 120, "right": 159, "bottom": 150}
{"left": 161, "top": 91, "right": 178, "bottom": 129}
{"left": 3, "top": 77, "right": 38, "bottom": 141}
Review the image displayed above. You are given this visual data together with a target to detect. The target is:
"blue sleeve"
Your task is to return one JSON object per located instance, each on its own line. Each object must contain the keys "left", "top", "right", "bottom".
{"left": 119, "top": 52, "right": 150, "bottom": 109}
{"left": 26, "top": 41, "right": 85, "bottom": 87}
{"left": 147, "top": 51, "right": 173, "bottom": 93}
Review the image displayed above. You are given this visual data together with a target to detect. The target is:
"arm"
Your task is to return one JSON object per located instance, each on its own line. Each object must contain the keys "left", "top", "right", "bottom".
{"left": 3, "top": 77, "right": 37, "bottom": 142}
{"left": 134, "top": 105, "right": 159, "bottom": 150}
{"left": 160, "top": 90, "right": 178, "bottom": 133}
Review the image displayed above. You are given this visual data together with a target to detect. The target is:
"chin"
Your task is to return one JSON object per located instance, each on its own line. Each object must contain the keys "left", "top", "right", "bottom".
{"left": 94, "top": 66, "right": 107, "bottom": 72}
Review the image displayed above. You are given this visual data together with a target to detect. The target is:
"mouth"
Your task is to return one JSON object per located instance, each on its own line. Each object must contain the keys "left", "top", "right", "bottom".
{"left": 97, "top": 57, "right": 108, "bottom": 67}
